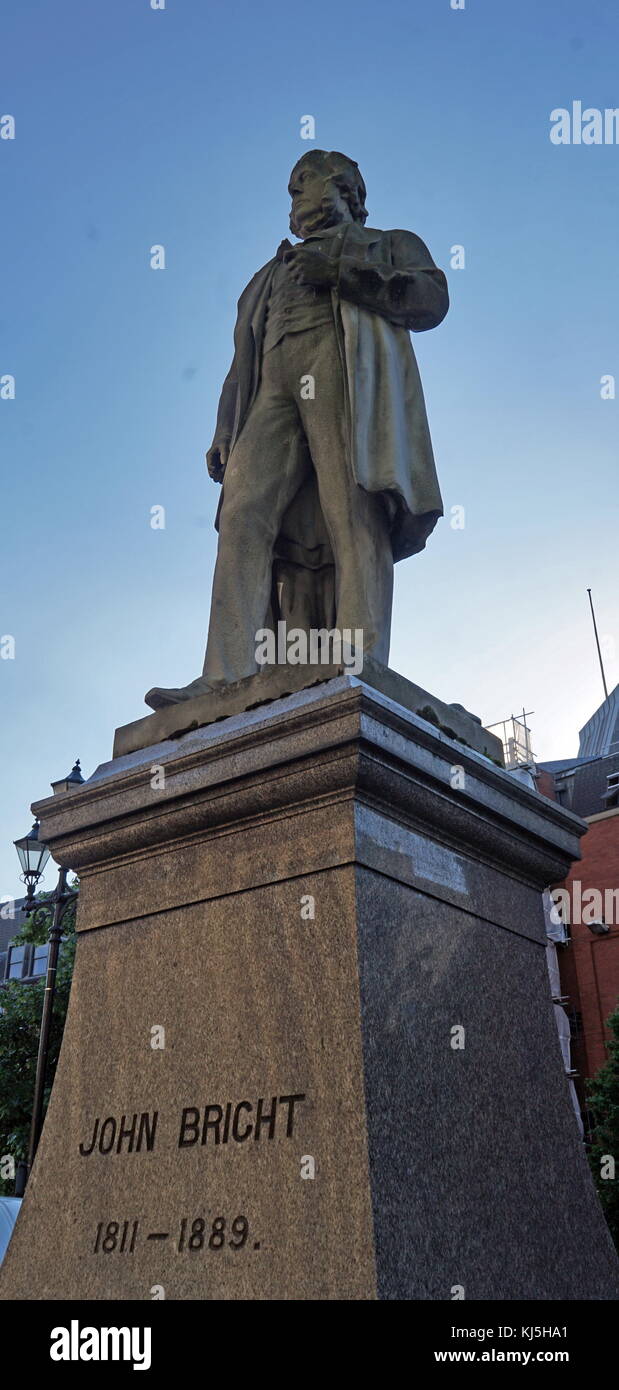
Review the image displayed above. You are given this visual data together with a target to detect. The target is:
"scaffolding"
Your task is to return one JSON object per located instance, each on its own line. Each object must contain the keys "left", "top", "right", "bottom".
{"left": 485, "top": 709, "right": 536, "bottom": 770}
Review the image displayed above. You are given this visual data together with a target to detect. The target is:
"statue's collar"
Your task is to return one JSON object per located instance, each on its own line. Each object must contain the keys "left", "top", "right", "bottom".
{"left": 295, "top": 223, "right": 382, "bottom": 250}
{"left": 302, "top": 223, "right": 347, "bottom": 243}
{"left": 338, "top": 223, "right": 383, "bottom": 248}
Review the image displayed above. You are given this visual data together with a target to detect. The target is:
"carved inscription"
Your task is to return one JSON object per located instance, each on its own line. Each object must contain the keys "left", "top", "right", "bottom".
{"left": 78, "top": 1094, "right": 306, "bottom": 1157}
{"left": 93, "top": 1216, "right": 257, "bottom": 1255}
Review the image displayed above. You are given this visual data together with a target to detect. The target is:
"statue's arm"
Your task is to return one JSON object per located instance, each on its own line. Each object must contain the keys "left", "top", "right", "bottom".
{"left": 337, "top": 229, "right": 449, "bottom": 332}
{"left": 206, "top": 358, "right": 238, "bottom": 481}
{"left": 213, "top": 359, "right": 238, "bottom": 442}
{"left": 206, "top": 261, "right": 273, "bottom": 476}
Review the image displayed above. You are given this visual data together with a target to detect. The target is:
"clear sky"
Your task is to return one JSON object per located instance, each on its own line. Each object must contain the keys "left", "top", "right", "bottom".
{"left": 1, "top": 0, "right": 618, "bottom": 899}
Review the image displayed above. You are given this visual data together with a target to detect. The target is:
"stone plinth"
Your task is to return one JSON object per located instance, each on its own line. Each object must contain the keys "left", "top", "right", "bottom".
{"left": 2, "top": 675, "right": 618, "bottom": 1300}
{"left": 114, "top": 656, "right": 504, "bottom": 765}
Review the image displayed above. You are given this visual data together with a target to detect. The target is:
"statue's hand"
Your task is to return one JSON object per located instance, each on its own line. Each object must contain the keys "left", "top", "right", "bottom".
{"left": 283, "top": 245, "right": 337, "bottom": 289}
{"left": 206, "top": 439, "right": 230, "bottom": 483}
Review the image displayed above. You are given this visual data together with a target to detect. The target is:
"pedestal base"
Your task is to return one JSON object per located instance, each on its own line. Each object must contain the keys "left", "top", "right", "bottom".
{"left": 2, "top": 675, "right": 618, "bottom": 1299}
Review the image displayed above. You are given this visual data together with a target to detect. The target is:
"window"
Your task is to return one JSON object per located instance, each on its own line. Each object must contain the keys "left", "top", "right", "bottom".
{"left": 7, "top": 946, "right": 26, "bottom": 979}
{"left": 604, "top": 771, "right": 619, "bottom": 807}
{"left": 31, "top": 944, "right": 48, "bottom": 977}
{"left": 566, "top": 1007, "right": 583, "bottom": 1039}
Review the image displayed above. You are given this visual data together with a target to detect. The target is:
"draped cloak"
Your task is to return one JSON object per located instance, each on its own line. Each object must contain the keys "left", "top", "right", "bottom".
{"left": 212, "top": 223, "right": 448, "bottom": 630}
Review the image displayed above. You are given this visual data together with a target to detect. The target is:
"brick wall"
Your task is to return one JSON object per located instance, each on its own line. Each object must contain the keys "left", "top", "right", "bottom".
{"left": 557, "top": 811, "right": 619, "bottom": 1102}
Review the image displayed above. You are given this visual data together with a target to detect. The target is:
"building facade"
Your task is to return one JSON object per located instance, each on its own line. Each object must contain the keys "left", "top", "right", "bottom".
{"left": 538, "top": 685, "right": 619, "bottom": 1125}
{"left": 0, "top": 899, "right": 49, "bottom": 986}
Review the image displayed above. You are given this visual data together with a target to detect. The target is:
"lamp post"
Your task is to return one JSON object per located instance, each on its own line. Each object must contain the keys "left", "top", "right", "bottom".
{"left": 12, "top": 761, "right": 84, "bottom": 1195}
{"left": 13, "top": 821, "right": 51, "bottom": 898}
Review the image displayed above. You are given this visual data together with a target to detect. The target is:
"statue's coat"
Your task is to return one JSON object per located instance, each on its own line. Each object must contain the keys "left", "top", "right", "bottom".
{"left": 214, "top": 222, "right": 448, "bottom": 568}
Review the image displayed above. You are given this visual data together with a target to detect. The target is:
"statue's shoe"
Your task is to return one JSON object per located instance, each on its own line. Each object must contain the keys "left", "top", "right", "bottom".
{"left": 144, "top": 676, "right": 219, "bottom": 711}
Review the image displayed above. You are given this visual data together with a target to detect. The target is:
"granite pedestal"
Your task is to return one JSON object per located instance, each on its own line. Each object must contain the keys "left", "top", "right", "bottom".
{"left": 2, "top": 674, "right": 618, "bottom": 1300}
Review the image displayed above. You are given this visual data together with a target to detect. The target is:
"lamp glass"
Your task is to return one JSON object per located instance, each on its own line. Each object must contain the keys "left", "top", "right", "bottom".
{"left": 14, "top": 823, "right": 51, "bottom": 880}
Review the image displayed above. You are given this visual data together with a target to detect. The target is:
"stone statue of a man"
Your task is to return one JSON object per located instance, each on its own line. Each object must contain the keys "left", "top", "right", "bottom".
{"left": 146, "top": 149, "right": 448, "bottom": 709}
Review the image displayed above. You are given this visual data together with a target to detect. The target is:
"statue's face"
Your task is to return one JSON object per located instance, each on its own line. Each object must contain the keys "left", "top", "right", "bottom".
{"left": 288, "top": 160, "right": 354, "bottom": 238}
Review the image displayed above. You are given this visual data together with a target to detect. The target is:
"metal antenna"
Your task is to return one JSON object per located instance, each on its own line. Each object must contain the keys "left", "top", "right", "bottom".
{"left": 587, "top": 589, "right": 609, "bottom": 700}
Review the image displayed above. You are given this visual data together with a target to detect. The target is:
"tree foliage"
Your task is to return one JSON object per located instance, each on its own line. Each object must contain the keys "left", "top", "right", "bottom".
{"left": 0, "top": 885, "right": 77, "bottom": 1196}
{"left": 587, "top": 1003, "right": 619, "bottom": 1251}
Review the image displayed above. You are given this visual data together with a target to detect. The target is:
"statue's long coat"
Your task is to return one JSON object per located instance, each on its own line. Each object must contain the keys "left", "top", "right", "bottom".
{"left": 213, "top": 222, "right": 448, "bottom": 606}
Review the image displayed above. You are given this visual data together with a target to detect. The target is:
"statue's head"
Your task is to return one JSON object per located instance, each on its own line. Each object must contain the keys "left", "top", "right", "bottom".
{"left": 288, "top": 150, "right": 368, "bottom": 238}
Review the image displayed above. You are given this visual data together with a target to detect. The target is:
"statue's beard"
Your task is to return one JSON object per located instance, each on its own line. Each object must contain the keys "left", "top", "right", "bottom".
{"left": 290, "top": 190, "right": 346, "bottom": 239}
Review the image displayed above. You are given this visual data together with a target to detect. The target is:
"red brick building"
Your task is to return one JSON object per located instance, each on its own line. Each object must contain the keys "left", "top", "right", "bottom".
{"left": 554, "top": 812, "right": 619, "bottom": 1105}
{"left": 538, "top": 686, "right": 619, "bottom": 1124}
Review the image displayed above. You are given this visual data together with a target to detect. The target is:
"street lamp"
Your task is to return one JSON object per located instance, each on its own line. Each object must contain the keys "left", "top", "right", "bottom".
{"left": 13, "top": 822, "right": 51, "bottom": 898}
{"left": 12, "top": 760, "right": 84, "bottom": 1195}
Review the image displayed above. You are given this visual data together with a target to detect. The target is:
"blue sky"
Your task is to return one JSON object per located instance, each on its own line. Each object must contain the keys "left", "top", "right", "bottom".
{"left": 1, "top": 0, "right": 618, "bottom": 898}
